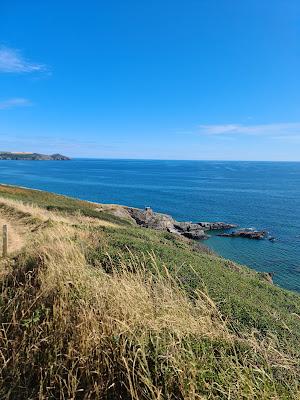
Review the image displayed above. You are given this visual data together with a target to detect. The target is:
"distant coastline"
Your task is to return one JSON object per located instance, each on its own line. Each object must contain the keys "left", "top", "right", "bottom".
{"left": 0, "top": 152, "right": 70, "bottom": 161}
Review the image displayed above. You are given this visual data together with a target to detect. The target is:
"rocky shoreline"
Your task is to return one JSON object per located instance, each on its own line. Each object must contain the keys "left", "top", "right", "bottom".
{"left": 124, "top": 206, "right": 272, "bottom": 242}
{"left": 126, "top": 206, "right": 237, "bottom": 240}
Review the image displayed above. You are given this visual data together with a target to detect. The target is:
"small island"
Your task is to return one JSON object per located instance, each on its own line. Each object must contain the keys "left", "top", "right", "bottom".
{"left": 0, "top": 152, "right": 70, "bottom": 161}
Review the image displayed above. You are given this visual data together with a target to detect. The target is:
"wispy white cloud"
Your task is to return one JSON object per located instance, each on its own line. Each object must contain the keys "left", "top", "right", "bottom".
{"left": 198, "top": 123, "right": 300, "bottom": 137}
{"left": 0, "top": 98, "right": 32, "bottom": 110}
{"left": 0, "top": 46, "right": 46, "bottom": 73}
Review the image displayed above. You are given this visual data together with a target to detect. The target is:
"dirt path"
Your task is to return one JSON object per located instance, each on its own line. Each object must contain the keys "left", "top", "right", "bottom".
{"left": 0, "top": 216, "right": 25, "bottom": 255}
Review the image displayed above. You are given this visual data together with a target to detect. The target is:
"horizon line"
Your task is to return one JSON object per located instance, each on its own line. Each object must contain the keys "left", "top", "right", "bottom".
{"left": 68, "top": 157, "right": 300, "bottom": 162}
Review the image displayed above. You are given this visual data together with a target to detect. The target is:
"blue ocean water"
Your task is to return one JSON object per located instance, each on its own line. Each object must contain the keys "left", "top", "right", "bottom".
{"left": 0, "top": 159, "right": 299, "bottom": 292}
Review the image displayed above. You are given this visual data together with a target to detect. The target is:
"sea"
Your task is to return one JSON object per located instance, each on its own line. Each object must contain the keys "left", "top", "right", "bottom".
{"left": 0, "top": 159, "right": 299, "bottom": 292}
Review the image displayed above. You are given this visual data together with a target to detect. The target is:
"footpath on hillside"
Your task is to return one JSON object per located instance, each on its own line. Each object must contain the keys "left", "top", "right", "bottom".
{"left": 0, "top": 215, "right": 25, "bottom": 255}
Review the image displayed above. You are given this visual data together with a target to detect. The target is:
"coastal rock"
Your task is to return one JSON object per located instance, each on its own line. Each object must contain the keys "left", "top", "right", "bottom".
{"left": 218, "top": 229, "right": 267, "bottom": 240}
{"left": 173, "top": 222, "right": 208, "bottom": 240}
{"left": 127, "top": 207, "right": 234, "bottom": 241}
{"left": 127, "top": 207, "right": 177, "bottom": 231}
{"left": 197, "top": 222, "right": 237, "bottom": 230}
{"left": 50, "top": 154, "right": 70, "bottom": 160}
{"left": 259, "top": 272, "right": 274, "bottom": 284}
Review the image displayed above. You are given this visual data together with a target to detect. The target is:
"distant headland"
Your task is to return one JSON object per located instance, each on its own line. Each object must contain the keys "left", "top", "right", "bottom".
{"left": 0, "top": 152, "right": 70, "bottom": 161}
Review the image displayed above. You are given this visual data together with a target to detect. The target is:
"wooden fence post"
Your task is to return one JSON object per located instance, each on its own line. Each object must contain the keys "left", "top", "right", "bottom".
{"left": 2, "top": 225, "right": 8, "bottom": 258}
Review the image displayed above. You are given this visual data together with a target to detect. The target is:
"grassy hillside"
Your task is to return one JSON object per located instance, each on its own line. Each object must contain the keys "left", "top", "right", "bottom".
{"left": 0, "top": 184, "right": 299, "bottom": 399}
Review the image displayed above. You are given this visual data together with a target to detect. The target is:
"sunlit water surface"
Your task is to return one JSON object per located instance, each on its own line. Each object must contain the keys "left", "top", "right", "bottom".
{"left": 0, "top": 159, "right": 299, "bottom": 291}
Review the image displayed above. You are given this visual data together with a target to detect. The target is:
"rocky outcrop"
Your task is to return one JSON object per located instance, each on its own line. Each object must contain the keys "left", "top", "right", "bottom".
{"left": 127, "top": 207, "right": 182, "bottom": 232}
{"left": 218, "top": 230, "right": 267, "bottom": 240}
{"left": 259, "top": 272, "right": 274, "bottom": 284}
{"left": 126, "top": 207, "right": 236, "bottom": 240}
{"left": 196, "top": 222, "right": 237, "bottom": 230}
{"left": 173, "top": 222, "right": 209, "bottom": 240}
{"left": 49, "top": 154, "right": 70, "bottom": 160}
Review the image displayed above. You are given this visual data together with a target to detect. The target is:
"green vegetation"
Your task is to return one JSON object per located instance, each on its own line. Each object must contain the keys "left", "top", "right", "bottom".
{"left": 0, "top": 184, "right": 299, "bottom": 399}
{"left": 0, "top": 184, "right": 129, "bottom": 225}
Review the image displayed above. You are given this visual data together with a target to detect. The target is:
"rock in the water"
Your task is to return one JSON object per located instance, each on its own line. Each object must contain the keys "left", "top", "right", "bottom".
{"left": 218, "top": 229, "right": 267, "bottom": 239}
{"left": 197, "top": 222, "right": 237, "bottom": 230}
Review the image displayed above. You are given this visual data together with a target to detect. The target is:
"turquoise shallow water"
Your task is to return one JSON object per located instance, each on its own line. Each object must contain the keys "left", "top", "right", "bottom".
{"left": 0, "top": 159, "right": 299, "bottom": 292}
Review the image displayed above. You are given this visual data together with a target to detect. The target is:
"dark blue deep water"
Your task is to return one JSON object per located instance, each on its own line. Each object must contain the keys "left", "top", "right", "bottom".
{"left": 0, "top": 159, "right": 300, "bottom": 292}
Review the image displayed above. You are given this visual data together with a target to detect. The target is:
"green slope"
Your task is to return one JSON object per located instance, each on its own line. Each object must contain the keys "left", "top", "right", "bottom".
{"left": 0, "top": 183, "right": 299, "bottom": 399}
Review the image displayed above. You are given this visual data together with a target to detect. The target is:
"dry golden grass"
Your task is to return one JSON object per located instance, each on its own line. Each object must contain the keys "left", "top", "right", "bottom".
{"left": 0, "top": 195, "right": 118, "bottom": 227}
{"left": 35, "top": 225, "right": 228, "bottom": 339}
{"left": 0, "top": 197, "right": 299, "bottom": 399}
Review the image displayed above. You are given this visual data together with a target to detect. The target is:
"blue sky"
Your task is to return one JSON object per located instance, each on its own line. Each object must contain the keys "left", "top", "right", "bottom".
{"left": 0, "top": 0, "right": 299, "bottom": 160}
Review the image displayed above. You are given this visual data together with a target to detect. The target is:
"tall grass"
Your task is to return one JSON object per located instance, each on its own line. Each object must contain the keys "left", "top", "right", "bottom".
{"left": 0, "top": 220, "right": 299, "bottom": 399}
